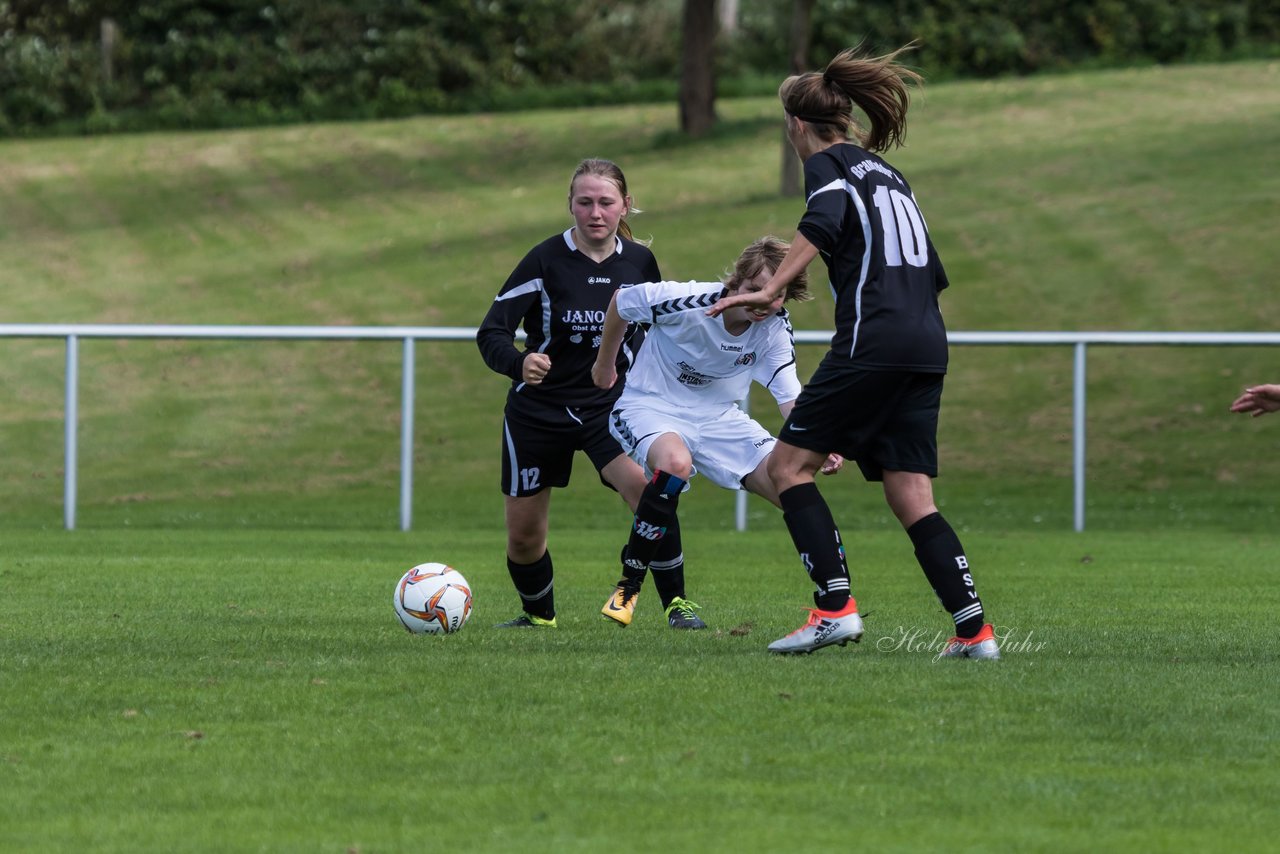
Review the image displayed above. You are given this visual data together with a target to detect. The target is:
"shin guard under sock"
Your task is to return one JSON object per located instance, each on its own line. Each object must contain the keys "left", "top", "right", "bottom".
{"left": 778, "top": 482, "right": 850, "bottom": 611}
{"left": 624, "top": 470, "right": 685, "bottom": 571}
{"left": 907, "top": 512, "right": 985, "bottom": 638}
{"left": 507, "top": 550, "right": 555, "bottom": 620}
{"left": 649, "top": 515, "right": 685, "bottom": 608}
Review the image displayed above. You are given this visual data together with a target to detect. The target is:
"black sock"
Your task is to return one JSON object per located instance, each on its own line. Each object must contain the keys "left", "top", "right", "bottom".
{"left": 623, "top": 470, "right": 684, "bottom": 571}
{"left": 618, "top": 545, "right": 646, "bottom": 587}
{"left": 649, "top": 515, "right": 685, "bottom": 609}
{"left": 507, "top": 550, "right": 555, "bottom": 620}
{"left": 779, "top": 483, "right": 850, "bottom": 611}
{"left": 907, "top": 512, "right": 984, "bottom": 638}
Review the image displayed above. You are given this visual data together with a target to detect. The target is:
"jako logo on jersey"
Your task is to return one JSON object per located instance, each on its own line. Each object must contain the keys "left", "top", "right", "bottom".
{"left": 734, "top": 352, "right": 757, "bottom": 367}
{"left": 633, "top": 521, "right": 666, "bottom": 541}
{"left": 561, "top": 309, "right": 606, "bottom": 324}
{"left": 587, "top": 276, "right": 612, "bottom": 285}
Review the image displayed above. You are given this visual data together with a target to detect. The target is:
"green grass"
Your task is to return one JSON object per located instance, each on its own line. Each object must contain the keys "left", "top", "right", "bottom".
{"left": 2, "top": 61, "right": 1280, "bottom": 531}
{"left": 3, "top": 527, "right": 1278, "bottom": 852}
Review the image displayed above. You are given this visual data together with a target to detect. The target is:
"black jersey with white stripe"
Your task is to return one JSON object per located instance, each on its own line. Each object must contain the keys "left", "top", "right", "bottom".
{"left": 796, "top": 142, "right": 949, "bottom": 372}
{"left": 477, "top": 229, "right": 660, "bottom": 408}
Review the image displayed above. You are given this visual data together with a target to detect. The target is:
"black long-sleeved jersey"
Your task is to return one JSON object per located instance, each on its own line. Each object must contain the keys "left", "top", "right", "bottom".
{"left": 797, "top": 142, "right": 950, "bottom": 372}
{"left": 477, "top": 229, "right": 660, "bottom": 408}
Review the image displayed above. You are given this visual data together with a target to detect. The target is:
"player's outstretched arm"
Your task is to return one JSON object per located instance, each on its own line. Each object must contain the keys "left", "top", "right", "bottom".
{"left": 1230, "top": 383, "right": 1280, "bottom": 417}
{"left": 592, "top": 292, "right": 627, "bottom": 390}
{"left": 708, "top": 232, "right": 820, "bottom": 317}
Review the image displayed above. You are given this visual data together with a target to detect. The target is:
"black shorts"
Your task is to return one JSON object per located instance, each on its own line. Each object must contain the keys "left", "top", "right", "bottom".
{"left": 779, "top": 357, "right": 944, "bottom": 482}
{"left": 500, "top": 392, "right": 627, "bottom": 497}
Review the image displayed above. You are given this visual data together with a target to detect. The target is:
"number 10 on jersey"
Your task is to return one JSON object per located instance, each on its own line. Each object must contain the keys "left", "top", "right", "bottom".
{"left": 871, "top": 185, "right": 929, "bottom": 268}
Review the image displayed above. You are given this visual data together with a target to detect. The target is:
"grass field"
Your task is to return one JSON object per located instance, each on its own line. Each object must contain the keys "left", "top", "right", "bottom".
{"left": 3, "top": 527, "right": 1278, "bottom": 852}
{"left": 2, "top": 61, "right": 1280, "bottom": 851}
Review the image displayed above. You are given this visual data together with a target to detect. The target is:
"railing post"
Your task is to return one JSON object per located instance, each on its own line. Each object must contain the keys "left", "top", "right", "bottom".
{"left": 400, "top": 337, "right": 415, "bottom": 532}
{"left": 64, "top": 335, "right": 79, "bottom": 531}
{"left": 1073, "top": 341, "right": 1087, "bottom": 532}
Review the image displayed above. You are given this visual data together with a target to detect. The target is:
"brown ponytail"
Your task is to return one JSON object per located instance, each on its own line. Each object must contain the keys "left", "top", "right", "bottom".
{"left": 779, "top": 43, "right": 922, "bottom": 152}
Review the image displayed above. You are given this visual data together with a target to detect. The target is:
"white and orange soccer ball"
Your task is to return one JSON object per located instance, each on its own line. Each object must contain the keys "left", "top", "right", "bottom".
{"left": 393, "top": 563, "right": 473, "bottom": 635}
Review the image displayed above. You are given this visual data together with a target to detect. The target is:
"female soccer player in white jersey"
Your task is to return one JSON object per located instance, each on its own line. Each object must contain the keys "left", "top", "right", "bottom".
{"left": 477, "top": 158, "right": 689, "bottom": 629}
{"left": 709, "top": 45, "right": 1001, "bottom": 659}
{"left": 591, "top": 237, "right": 842, "bottom": 629}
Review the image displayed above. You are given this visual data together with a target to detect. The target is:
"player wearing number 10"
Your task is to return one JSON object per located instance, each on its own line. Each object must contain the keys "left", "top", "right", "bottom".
{"left": 708, "top": 44, "right": 1001, "bottom": 658}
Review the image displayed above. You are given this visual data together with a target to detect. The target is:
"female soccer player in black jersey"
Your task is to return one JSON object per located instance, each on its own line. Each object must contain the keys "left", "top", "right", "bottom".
{"left": 477, "top": 158, "right": 692, "bottom": 629}
{"left": 709, "top": 46, "right": 1000, "bottom": 659}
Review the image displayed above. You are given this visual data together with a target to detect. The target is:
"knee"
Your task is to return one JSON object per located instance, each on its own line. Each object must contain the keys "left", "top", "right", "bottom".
{"left": 766, "top": 451, "right": 803, "bottom": 492}
{"left": 505, "top": 519, "right": 547, "bottom": 561}
{"left": 883, "top": 477, "right": 936, "bottom": 528}
{"left": 507, "top": 535, "right": 544, "bottom": 563}
{"left": 656, "top": 461, "right": 693, "bottom": 482}
{"left": 884, "top": 496, "right": 918, "bottom": 528}
{"left": 650, "top": 450, "right": 693, "bottom": 482}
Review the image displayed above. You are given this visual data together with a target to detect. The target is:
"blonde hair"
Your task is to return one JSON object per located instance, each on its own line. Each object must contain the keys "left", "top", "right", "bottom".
{"left": 779, "top": 43, "right": 922, "bottom": 152}
{"left": 725, "top": 236, "right": 811, "bottom": 303}
{"left": 568, "top": 158, "right": 642, "bottom": 241}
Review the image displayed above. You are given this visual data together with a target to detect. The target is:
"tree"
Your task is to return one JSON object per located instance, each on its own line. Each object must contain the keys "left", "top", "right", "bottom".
{"left": 780, "top": 0, "right": 815, "bottom": 196}
{"left": 678, "top": 0, "right": 717, "bottom": 138}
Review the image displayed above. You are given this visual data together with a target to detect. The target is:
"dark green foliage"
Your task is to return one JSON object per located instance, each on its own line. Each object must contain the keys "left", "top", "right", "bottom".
{"left": 726, "top": 0, "right": 1277, "bottom": 78}
{"left": 0, "top": 0, "right": 687, "bottom": 133}
{"left": 1, "top": 0, "right": 1278, "bottom": 135}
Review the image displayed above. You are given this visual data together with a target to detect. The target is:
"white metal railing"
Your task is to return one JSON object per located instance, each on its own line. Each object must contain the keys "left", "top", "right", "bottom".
{"left": 2, "top": 324, "right": 1278, "bottom": 532}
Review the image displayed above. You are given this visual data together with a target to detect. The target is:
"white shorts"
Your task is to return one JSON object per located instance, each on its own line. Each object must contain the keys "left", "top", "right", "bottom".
{"left": 608, "top": 398, "right": 776, "bottom": 491}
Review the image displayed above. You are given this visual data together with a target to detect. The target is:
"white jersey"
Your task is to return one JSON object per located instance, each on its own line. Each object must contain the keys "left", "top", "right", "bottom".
{"left": 615, "top": 280, "right": 801, "bottom": 414}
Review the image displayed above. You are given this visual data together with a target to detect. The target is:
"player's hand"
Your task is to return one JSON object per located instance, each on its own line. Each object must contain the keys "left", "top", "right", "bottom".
{"left": 1230, "top": 383, "right": 1280, "bottom": 417}
{"left": 707, "top": 289, "right": 773, "bottom": 318}
{"left": 819, "top": 453, "right": 844, "bottom": 475}
{"left": 591, "top": 360, "right": 617, "bottom": 390}
{"left": 522, "top": 352, "right": 552, "bottom": 385}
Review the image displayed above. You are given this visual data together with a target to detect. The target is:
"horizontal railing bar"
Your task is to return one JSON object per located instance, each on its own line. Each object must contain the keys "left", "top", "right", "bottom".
{"left": 0, "top": 324, "right": 483, "bottom": 340}
{"left": 798, "top": 330, "right": 1280, "bottom": 346}
{"left": 3, "top": 324, "right": 1277, "bottom": 347}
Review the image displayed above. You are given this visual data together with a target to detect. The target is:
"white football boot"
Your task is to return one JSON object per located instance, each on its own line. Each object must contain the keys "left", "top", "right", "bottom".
{"left": 768, "top": 598, "right": 863, "bottom": 654}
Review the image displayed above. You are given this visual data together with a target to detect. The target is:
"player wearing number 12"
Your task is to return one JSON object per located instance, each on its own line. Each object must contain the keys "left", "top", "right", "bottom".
{"left": 708, "top": 44, "right": 1001, "bottom": 658}
{"left": 477, "top": 159, "right": 689, "bottom": 629}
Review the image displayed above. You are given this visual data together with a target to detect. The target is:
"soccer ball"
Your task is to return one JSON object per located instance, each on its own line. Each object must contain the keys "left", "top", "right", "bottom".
{"left": 393, "top": 563, "right": 473, "bottom": 635}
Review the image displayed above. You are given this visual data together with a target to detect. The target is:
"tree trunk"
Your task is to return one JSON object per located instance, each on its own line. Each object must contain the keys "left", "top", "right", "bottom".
{"left": 719, "top": 0, "right": 739, "bottom": 36}
{"left": 100, "top": 17, "right": 118, "bottom": 85}
{"left": 780, "top": 0, "right": 815, "bottom": 196}
{"left": 679, "top": 0, "right": 718, "bottom": 138}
